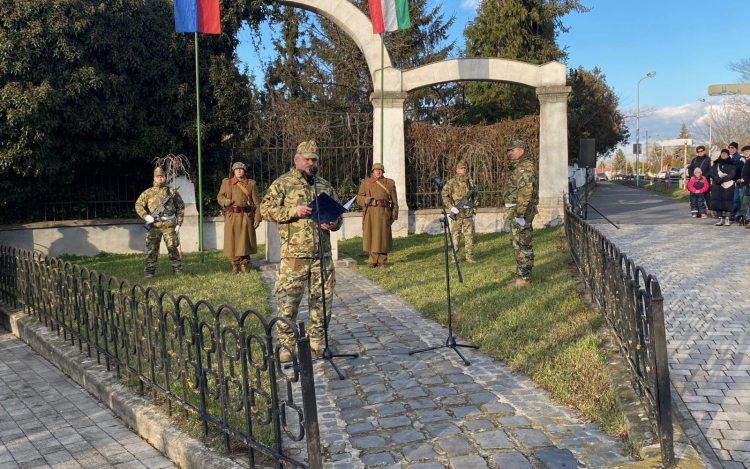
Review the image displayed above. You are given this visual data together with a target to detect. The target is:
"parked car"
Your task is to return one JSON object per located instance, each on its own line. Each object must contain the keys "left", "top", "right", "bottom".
{"left": 657, "top": 170, "right": 668, "bottom": 180}
{"left": 595, "top": 172, "right": 608, "bottom": 181}
{"left": 669, "top": 167, "right": 681, "bottom": 178}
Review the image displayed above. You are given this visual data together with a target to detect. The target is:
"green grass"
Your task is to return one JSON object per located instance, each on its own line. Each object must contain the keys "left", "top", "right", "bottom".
{"left": 339, "top": 227, "right": 626, "bottom": 437}
{"left": 611, "top": 179, "right": 690, "bottom": 203}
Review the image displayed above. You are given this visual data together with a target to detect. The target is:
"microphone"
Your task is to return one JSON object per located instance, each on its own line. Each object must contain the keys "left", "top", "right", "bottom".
{"left": 432, "top": 176, "right": 443, "bottom": 189}
{"left": 310, "top": 165, "right": 319, "bottom": 174}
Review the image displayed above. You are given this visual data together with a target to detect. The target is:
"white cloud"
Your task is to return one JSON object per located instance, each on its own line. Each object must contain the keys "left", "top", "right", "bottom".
{"left": 461, "top": 0, "right": 479, "bottom": 11}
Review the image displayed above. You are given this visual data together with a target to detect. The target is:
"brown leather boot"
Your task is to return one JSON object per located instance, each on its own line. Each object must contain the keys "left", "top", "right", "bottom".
{"left": 240, "top": 264, "right": 248, "bottom": 274}
{"left": 278, "top": 348, "right": 293, "bottom": 363}
{"left": 310, "top": 338, "right": 325, "bottom": 355}
{"left": 231, "top": 265, "right": 239, "bottom": 275}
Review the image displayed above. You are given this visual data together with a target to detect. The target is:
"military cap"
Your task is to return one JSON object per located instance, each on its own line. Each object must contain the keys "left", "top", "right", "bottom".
{"left": 456, "top": 161, "right": 467, "bottom": 170}
{"left": 729, "top": 142, "right": 739, "bottom": 149}
{"left": 297, "top": 140, "right": 318, "bottom": 160}
{"left": 154, "top": 167, "right": 166, "bottom": 177}
{"left": 372, "top": 162, "right": 385, "bottom": 172}
{"left": 232, "top": 162, "right": 246, "bottom": 170}
{"left": 507, "top": 139, "right": 527, "bottom": 150}
{"left": 742, "top": 145, "right": 750, "bottom": 152}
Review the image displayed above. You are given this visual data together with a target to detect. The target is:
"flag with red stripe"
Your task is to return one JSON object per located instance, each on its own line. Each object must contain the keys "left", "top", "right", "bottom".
{"left": 368, "top": 0, "right": 411, "bottom": 34}
{"left": 174, "top": 0, "right": 221, "bottom": 34}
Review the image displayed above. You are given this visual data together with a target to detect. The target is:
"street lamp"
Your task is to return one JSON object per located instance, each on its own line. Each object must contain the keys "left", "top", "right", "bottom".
{"left": 698, "top": 98, "right": 713, "bottom": 153}
{"left": 636, "top": 71, "right": 656, "bottom": 186}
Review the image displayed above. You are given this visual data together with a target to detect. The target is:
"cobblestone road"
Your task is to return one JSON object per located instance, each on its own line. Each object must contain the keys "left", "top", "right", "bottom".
{"left": 591, "top": 182, "right": 750, "bottom": 469}
{"left": 0, "top": 329, "right": 176, "bottom": 469}
{"left": 259, "top": 263, "right": 633, "bottom": 469}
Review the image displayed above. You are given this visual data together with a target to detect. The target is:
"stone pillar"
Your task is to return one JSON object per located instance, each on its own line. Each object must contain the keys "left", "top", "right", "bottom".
{"left": 371, "top": 91, "right": 409, "bottom": 236}
{"left": 536, "top": 85, "right": 572, "bottom": 226}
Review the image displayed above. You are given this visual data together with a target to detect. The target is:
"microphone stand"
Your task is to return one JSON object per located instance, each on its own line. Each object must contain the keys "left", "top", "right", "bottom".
{"left": 409, "top": 178, "right": 479, "bottom": 366}
{"left": 308, "top": 166, "right": 358, "bottom": 380}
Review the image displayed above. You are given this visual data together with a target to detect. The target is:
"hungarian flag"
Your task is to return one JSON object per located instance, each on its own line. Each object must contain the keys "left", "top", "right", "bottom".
{"left": 174, "top": 0, "right": 221, "bottom": 34}
{"left": 368, "top": 0, "right": 411, "bottom": 34}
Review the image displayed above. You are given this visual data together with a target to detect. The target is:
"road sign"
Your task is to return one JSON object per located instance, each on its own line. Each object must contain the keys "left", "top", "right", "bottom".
{"left": 655, "top": 139, "right": 692, "bottom": 147}
{"left": 632, "top": 143, "right": 642, "bottom": 154}
{"left": 708, "top": 83, "right": 750, "bottom": 96}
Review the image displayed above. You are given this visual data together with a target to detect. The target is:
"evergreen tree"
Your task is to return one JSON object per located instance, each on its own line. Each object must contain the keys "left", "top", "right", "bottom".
{"left": 462, "top": 0, "right": 588, "bottom": 123}
{"left": 611, "top": 148, "right": 627, "bottom": 173}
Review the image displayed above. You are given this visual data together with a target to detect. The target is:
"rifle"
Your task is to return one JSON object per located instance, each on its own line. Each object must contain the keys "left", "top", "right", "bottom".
{"left": 449, "top": 186, "right": 476, "bottom": 221}
{"left": 144, "top": 187, "right": 179, "bottom": 231}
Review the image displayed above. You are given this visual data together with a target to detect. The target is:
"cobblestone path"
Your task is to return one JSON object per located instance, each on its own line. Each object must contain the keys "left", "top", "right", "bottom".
{"left": 260, "top": 264, "right": 633, "bottom": 469}
{"left": 591, "top": 182, "right": 750, "bottom": 469}
{"left": 0, "top": 329, "right": 176, "bottom": 469}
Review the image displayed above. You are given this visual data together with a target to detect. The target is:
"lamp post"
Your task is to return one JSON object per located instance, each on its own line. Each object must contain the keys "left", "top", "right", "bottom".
{"left": 698, "top": 98, "right": 713, "bottom": 153}
{"left": 636, "top": 71, "right": 656, "bottom": 186}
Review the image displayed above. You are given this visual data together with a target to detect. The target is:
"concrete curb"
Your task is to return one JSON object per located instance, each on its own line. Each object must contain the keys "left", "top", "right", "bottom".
{"left": 0, "top": 303, "right": 244, "bottom": 469}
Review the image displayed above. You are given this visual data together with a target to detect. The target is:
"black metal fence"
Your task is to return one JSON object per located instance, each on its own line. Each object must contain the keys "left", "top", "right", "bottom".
{"left": 564, "top": 207, "right": 674, "bottom": 468}
{"left": 0, "top": 245, "right": 322, "bottom": 469}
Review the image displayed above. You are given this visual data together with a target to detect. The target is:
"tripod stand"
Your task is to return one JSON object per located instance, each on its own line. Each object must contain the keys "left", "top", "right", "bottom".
{"left": 410, "top": 178, "right": 479, "bottom": 366}
{"left": 308, "top": 167, "right": 358, "bottom": 380}
{"left": 579, "top": 167, "right": 619, "bottom": 229}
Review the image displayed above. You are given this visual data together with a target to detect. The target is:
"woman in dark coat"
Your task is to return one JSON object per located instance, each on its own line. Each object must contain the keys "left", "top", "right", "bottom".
{"left": 709, "top": 149, "right": 736, "bottom": 226}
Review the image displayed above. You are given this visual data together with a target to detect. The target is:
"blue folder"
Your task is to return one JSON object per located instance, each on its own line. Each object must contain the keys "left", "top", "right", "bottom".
{"left": 307, "top": 193, "right": 347, "bottom": 225}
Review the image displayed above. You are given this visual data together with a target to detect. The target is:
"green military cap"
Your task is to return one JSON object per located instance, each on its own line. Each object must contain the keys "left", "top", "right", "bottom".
{"left": 232, "top": 162, "right": 246, "bottom": 170}
{"left": 297, "top": 140, "right": 318, "bottom": 160}
{"left": 456, "top": 161, "right": 467, "bottom": 170}
{"left": 154, "top": 167, "right": 166, "bottom": 177}
{"left": 507, "top": 139, "right": 527, "bottom": 150}
{"left": 372, "top": 162, "right": 385, "bottom": 172}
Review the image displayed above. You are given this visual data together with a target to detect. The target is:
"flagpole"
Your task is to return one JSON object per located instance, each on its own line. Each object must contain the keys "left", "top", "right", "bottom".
{"left": 194, "top": 32, "right": 205, "bottom": 262}
{"left": 380, "top": 32, "right": 385, "bottom": 165}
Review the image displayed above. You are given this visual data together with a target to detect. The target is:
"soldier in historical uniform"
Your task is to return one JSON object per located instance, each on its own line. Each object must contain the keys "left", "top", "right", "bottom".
{"left": 442, "top": 161, "right": 477, "bottom": 263}
{"left": 356, "top": 162, "right": 399, "bottom": 267}
{"left": 502, "top": 139, "right": 538, "bottom": 287}
{"left": 135, "top": 167, "right": 185, "bottom": 278}
{"left": 260, "top": 141, "right": 342, "bottom": 362}
{"left": 217, "top": 162, "right": 262, "bottom": 274}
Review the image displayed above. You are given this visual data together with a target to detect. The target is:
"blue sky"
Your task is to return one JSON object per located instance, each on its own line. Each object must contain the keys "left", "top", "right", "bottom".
{"left": 235, "top": 0, "right": 749, "bottom": 155}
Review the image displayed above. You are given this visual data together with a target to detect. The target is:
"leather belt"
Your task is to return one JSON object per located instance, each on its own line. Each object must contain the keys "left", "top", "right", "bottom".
{"left": 368, "top": 199, "right": 391, "bottom": 208}
{"left": 225, "top": 205, "right": 254, "bottom": 213}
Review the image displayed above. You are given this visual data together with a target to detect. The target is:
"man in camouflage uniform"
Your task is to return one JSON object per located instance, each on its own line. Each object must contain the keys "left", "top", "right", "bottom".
{"left": 502, "top": 140, "right": 538, "bottom": 287}
{"left": 135, "top": 167, "right": 185, "bottom": 278}
{"left": 260, "top": 141, "right": 343, "bottom": 362}
{"left": 442, "top": 161, "right": 477, "bottom": 263}
{"left": 356, "top": 162, "right": 399, "bottom": 267}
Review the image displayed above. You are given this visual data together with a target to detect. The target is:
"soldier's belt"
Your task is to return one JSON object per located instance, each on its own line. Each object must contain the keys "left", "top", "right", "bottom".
{"left": 367, "top": 199, "right": 392, "bottom": 208}
{"left": 225, "top": 205, "right": 254, "bottom": 213}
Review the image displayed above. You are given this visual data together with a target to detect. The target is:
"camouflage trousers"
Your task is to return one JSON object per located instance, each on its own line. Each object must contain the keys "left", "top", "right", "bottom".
{"left": 509, "top": 217, "right": 534, "bottom": 279}
{"left": 274, "top": 256, "right": 335, "bottom": 347}
{"left": 450, "top": 216, "right": 476, "bottom": 260}
{"left": 231, "top": 256, "right": 250, "bottom": 267}
{"left": 145, "top": 222, "right": 181, "bottom": 274}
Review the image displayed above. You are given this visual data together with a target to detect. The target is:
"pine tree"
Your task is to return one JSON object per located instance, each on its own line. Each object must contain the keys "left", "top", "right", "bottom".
{"left": 611, "top": 148, "right": 627, "bottom": 173}
{"left": 462, "top": 0, "right": 588, "bottom": 123}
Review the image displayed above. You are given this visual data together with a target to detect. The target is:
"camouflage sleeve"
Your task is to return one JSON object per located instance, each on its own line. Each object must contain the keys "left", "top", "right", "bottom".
{"left": 260, "top": 179, "right": 297, "bottom": 223}
{"left": 441, "top": 180, "right": 452, "bottom": 208}
{"left": 515, "top": 170, "right": 537, "bottom": 216}
{"left": 135, "top": 191, "right": 149, "bottom": 219}
{"left": 174, "top": 191, "right": 185, "bottom": 225}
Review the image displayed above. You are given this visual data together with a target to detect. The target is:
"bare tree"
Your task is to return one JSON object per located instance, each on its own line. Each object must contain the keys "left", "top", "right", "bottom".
{"left": 691, "top": 100, "right": 750, "bottom": 152}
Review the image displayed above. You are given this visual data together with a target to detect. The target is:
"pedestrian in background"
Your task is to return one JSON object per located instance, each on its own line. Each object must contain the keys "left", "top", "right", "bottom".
{"left": 217, "top": 162, "right": 262, "bottom": 274}
{"left": 728, "top": 142, "right": 746, "bottom": 222}
{"left": 687, "top": 168, "right": 709, "bottom": 218}
{"left": 709, "top": 149, "right": 736, "bottom": 226}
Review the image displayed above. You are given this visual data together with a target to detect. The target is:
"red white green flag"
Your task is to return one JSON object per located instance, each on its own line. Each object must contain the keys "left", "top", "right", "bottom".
{"left": 368, "top": 0, "right": 411, "bottom": 34}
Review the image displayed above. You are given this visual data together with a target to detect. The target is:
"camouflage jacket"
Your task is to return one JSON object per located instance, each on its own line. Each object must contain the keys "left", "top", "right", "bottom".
{"left": 502, "top": 155, "right": 538, "bottom": 218}
{"left": 260, "top": 168, "right": 342, "bottom": 258}
{"left": 135, "top": 184, "right": 185, "bottom": 225}
{"left": 442, "top": 175, "right": 477, "bottom": 217}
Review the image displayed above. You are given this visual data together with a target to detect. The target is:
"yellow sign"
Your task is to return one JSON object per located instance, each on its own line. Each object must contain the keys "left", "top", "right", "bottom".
{"left": 708, "top": 83, "right": 750, "bottom": 96}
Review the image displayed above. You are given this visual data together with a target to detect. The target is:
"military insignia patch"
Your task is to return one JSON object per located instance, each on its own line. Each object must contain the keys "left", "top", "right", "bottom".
{"left": 519, "top": 180, "right": 526, "bottom": 187}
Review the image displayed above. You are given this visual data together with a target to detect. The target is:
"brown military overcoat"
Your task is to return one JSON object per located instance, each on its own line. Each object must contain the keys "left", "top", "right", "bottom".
{"left": 217, "top": 177, "right": 262, "bottom": 258}
{"left": 356, "top": 176, "right": 399, "bottom": 253}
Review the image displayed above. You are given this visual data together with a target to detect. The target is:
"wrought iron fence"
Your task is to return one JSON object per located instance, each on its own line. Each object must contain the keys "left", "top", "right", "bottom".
{"left": 0, "top": 245, "right": 322, "bottom": 469}
{"left": 564, "top": 206, "right": 674, "bottom": 468}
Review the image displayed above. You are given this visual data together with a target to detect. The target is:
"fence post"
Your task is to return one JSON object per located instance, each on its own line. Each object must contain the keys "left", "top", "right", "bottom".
{"left": 297, "top": 326, "right": 322, "bottom": 469}
{"left": 650, "top": 279, "right": 675, "bottom": 468}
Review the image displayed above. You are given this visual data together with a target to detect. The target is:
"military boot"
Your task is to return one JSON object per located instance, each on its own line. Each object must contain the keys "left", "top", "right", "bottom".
{"left": 310, "top": 338, "right": 325, "bottom": 357}
{"left": 144, "top": 272, "right": 155, "bottom": 279}
{"left": 240, "top": 264, "right": 248, "bottom": 274}
{"left": 278, "top": 345, "right": 295, "bottom": 363}
{"left": 231, "top": 265, "right": 239, "bottom": 275}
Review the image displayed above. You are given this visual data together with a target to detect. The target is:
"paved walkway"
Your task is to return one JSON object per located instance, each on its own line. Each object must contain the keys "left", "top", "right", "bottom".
{"left": 259, "top": 264, "right": 633, "bottom": 469}
{"left": 0, "top": 329, "right": 176, "bottom": 469}
{"left": 590, "top": 182, "right": 750, "bottom": 469}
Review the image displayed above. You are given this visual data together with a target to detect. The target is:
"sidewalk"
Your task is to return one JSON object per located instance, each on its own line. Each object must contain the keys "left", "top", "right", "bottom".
{"left": 258, "top": 263, "right": 634, "bottom": 469}
{"left": 590, "top": 182, "right": 750, "bottom": 469}
{"left": 0, "top": 328, "right": 176, "bottom": 469}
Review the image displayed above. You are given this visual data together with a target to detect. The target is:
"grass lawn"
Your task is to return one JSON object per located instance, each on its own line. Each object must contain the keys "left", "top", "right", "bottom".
{"left": 339, "top": 226, "right": 626, "bottom": 437}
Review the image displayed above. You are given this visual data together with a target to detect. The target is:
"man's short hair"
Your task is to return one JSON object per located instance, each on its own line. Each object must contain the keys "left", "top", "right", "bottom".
{"left": 696, "top": 145, "right": 705, "bottom": 152}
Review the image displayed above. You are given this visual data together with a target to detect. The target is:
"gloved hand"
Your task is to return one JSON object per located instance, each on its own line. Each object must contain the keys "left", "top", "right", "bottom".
{"left": 145, "top": 215, "right": 155, "bottom": 224}
{"left": 450, "top": 206, "right": 459, "bottom": 214}
{"left": 253, "top": 220, "right": 260, "bottom": 229}
{"left": 514, "top": 217, "right": 526, "bottom": 227}
{"left": 505, "top": 203, "right": 517, "bottom": 208}
{"left": 175, "top": 225, "right": 180, "bottom": 234}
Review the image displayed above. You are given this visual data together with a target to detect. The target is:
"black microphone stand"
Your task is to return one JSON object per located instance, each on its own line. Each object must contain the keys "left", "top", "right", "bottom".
{"left": 308, "top": 166, "right": 358, "bottom": 380}
{"left": 409, "top": 178, "right": 479, "bottom": 366}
